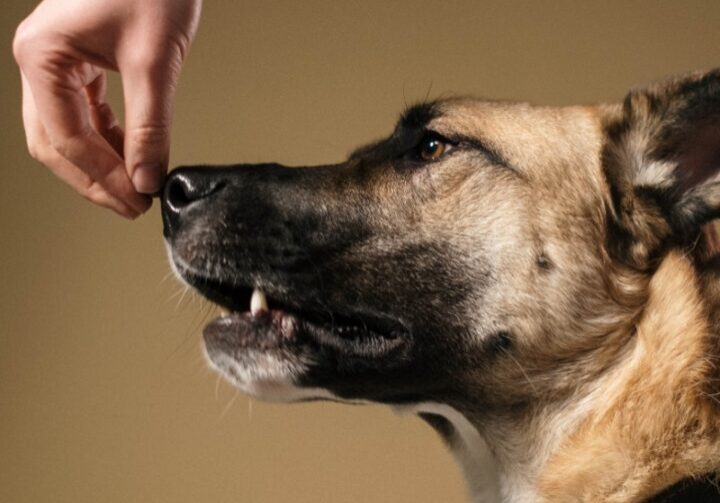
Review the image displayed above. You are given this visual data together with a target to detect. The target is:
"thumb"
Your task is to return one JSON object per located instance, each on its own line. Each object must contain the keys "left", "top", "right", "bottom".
{"left": 121, "top": 55, "right": 182, "bottom": 194}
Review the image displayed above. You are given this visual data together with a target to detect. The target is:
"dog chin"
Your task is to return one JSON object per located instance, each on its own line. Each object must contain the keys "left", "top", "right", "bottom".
{"left": 202, "top": 346, "right": 300, "bottom": 401}
{"left": 203, "top": 344, "right": 340, "bottom": 403}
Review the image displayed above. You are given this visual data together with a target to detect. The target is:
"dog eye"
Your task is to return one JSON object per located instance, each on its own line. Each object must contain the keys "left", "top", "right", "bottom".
{"left": 416, "top": 134, "right": 452, "bottom": 161}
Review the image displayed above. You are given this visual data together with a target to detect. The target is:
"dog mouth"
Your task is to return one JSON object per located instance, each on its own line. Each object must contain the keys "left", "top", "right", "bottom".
{"left": 183, "top": 272, "right": 412, "bottom": 360}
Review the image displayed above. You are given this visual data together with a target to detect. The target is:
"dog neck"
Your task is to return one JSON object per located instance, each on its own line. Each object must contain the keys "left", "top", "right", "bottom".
{"left": 423, "top": 251, "right": 720, "bottom": 503}
{"left": 536, "top": 251, "right": 720, "bottom": 501}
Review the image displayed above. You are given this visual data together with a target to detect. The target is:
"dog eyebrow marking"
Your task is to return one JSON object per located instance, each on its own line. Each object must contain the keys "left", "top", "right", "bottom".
{"left": 449, "top": 133, "right": 521, "bottom": 175}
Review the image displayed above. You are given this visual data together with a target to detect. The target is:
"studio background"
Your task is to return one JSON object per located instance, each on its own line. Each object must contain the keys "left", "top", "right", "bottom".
{"left": 1, "top": 1, "right": 719, "bottom": 502}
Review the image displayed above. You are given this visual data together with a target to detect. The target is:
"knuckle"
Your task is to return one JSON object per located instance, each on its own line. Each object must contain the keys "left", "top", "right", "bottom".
{"left": 129, "top": 123, "right": 170, "bottom": 147}
{"left": 82, "top": 187, "right": 103, "bottom": 205}
{"left": 126, "top": 48, "right": 165, "bottom": 73}
{"left": 12, "top": 18, "right": 49, "bottom": 64}
{"left": 25, "top": 138, "right": 51, "bottom": 165}
{"left": 82, "top": 183, "right": 112, "bottom": 207}
{"left": 48, "top": 136, "right": 72, "bottom": 160}
{"left": 83, "top": 193, "right": 107, "bottom": 208}
{"left": 12, "top": 20, "right": 35, "bottom": 62}
{"left": 26, "top": 142, "right": 43, "bottom": 161}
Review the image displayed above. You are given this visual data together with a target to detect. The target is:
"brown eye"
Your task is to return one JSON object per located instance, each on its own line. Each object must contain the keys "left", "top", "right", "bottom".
{"left": 418, "top": 135, "right": 449, "bottom": 161}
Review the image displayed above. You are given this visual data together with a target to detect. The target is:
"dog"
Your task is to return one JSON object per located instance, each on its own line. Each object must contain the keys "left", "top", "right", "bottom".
{"left": 161, "top": 69, "right": 720, "bottom": 502}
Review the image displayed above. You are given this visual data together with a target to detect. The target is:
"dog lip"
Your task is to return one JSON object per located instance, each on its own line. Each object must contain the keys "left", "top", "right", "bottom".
{"left": 202, "top": 306, "right": 412, "bottom": 360}
{"left": 203, "top": 310, "right": 300, "bottom": 352}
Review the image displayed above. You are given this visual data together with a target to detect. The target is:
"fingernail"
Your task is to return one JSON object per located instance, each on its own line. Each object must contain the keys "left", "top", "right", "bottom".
{"left": 132, "top": 164, "right": 165, "bottom": 194}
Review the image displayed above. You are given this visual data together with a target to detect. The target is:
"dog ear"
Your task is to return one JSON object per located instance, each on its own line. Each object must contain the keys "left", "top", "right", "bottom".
{"left": 603, "top": 69, "right": 720, "bottom": 268}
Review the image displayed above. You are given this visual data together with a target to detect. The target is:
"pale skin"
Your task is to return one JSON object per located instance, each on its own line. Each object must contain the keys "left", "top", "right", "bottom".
{"left": 13, "top": 0, "right": 203, "bottom": 218}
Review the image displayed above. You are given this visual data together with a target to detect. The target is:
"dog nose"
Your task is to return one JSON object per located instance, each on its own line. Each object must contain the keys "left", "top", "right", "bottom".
{"left": 162, "top": 168, "right": 225, "bottom": 237}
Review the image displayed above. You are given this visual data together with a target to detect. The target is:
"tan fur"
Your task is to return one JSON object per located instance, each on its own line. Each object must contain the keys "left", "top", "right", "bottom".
{"left": 538, "top": 252, "right": 720, "bottom": 501}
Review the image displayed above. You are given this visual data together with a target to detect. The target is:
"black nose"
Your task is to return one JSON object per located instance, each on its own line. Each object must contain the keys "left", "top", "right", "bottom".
{"left": 162, "top": 168, "right": 225, "bottom": 237}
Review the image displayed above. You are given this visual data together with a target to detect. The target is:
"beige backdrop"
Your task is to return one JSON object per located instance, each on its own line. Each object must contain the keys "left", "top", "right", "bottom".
{"left": 1, "top": 1, "right": 719, "bottom": 502}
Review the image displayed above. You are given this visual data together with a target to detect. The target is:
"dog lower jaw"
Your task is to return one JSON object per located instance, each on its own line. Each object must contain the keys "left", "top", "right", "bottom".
{"left": 202, "top": 342, "right": 387, "bottom": 405}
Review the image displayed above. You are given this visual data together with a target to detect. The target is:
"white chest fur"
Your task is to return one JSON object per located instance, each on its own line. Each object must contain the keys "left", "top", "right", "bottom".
{"left": 398, "top": 403, "right": 501, "bottom": 503}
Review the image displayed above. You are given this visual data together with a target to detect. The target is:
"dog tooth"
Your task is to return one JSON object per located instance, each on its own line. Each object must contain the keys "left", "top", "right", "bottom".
{"left": 251, "top": 288, "right": 269, "bottom": 316}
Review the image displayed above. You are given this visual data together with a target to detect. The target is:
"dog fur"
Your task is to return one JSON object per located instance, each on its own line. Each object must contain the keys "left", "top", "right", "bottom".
{"left": 162, "top": 70, "right": 720, "bottom": 502}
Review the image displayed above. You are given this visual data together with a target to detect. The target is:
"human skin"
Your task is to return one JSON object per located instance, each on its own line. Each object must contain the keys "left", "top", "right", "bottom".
{"left": 13, "top": 0, "right": 203, "bottom": 218}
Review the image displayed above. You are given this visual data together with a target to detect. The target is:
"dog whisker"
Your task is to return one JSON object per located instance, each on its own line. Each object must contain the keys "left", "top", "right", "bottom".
{"left": 218, "top": 389, "right": 241, "bottom": 422}
{"left": 215, "top": 373, "right": 222, "bottom": 401}
{"left": 175, "top": 285, "right": 191, "bottom": 310}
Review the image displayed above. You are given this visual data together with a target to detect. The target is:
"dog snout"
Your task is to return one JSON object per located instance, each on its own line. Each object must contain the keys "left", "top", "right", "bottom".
{"left": 162, "top": 168, "right": 226, "bottom": 237}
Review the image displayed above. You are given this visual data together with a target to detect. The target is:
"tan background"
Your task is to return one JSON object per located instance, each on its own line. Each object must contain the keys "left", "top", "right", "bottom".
{"left": 1, "top": 1, "right": 719, "bottom": 502}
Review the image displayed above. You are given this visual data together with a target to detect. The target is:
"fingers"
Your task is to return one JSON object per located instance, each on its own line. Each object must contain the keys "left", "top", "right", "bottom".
{"left": 19, "top": 60, "right": 152, "bottom": 218}
{"left": 25, "top": 63, "right": 151, "bottom": 215}
{"left": 14, "top": 31, "right": 151, "bottom": 218}
{"left": 121, "top": 52, "right": 182, "bottom": 195}
{"left": 20, "top": 73, "right": 144, "bottom": 218}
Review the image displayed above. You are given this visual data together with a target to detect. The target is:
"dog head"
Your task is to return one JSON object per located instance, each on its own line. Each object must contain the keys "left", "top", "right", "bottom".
{"left": 162, "top": 70, "right": 720, "bottom": 413}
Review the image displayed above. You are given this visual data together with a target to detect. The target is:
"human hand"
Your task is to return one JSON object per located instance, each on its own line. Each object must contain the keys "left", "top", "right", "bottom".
{"left": 13, "top": 0, "right": 202, "bottom": 218}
